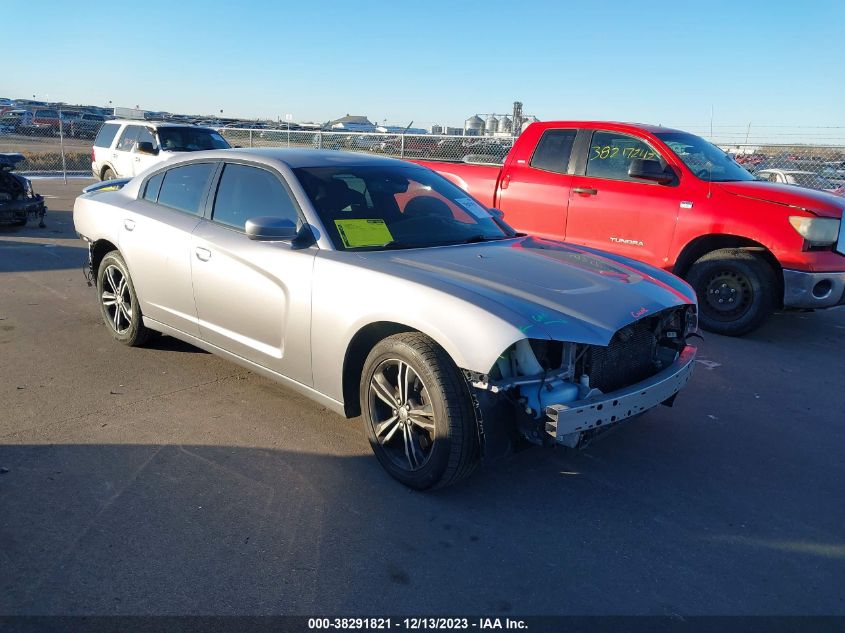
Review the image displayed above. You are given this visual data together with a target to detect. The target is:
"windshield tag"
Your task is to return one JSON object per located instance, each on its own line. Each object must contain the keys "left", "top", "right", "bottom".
{"left": 334, "top": 219, "right": 394, "bottom": 248}
{"left": 454, "top": 196, "right": 489, "bottom": 219}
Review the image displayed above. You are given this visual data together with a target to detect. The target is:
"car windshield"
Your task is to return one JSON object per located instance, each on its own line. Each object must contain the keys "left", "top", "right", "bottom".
{"left": 655, "top": 131, "right": 755, "bottom": 182}
{"left": 293, "top": 164, "right": 514, "bottom": 251}
{"left": 157, "top": 127, "right": 230, "bottom": 151}
{"left": 790, "top": 173, "right": 834, "bottom": 189}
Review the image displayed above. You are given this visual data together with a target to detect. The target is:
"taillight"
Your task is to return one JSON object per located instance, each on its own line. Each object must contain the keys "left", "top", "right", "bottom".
{"left": 91, "top": 148, "right": 95, "bottom": 163}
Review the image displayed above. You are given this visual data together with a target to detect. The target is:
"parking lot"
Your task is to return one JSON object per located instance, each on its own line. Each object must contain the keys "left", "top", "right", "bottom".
{"left": 1, "top": 179, "right": 843, "bottom": 616}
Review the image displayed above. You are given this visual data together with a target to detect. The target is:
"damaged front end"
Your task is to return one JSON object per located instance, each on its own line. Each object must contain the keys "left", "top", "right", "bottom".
{"left": 0, "top": 153, "right": 46, "bottom": 227}
{"left": 466, "top": 305, "right": 698, "bottom": 454}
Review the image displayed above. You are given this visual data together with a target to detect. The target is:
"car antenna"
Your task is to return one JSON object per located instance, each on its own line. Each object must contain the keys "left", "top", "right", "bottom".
{"left": 707, "top": 162, "right": 713, "bottom": 198}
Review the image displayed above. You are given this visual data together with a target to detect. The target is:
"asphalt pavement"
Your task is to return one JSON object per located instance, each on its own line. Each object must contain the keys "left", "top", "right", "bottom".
{"left": 1, "top": 179, "right": 843, "bottom": 616}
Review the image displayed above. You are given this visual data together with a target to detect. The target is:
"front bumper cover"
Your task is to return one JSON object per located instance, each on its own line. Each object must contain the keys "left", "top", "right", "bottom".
{"left": 782, "top": 269, "right": 845, "bottom": 309}
{"left": 0, "top": 195, "right": 46, "bottom": 224}
{"left": 544, "top": 345, "right": 696, "bottom": 443}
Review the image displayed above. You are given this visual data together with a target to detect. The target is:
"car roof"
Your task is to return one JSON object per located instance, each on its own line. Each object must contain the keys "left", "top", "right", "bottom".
{"left": 163, "top": 148, "right": 417, "bottom": 169}
{"left": 534, "top": 121, "right": 688, "bottom": 135}
{"left": 108, "top": 119, "right": 217, "bottom": 129}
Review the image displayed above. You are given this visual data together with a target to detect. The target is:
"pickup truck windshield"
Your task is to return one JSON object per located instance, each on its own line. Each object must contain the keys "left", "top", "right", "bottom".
{"left": 656, "top": 132, "right": 754, "bottom": 182}
{"left": 294, "top": 165, "right": 513, "bottom": 251}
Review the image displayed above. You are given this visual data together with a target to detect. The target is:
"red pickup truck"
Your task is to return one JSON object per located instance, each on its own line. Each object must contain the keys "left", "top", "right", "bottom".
{"left": 416, "top": 121, "right": 845, "bottom": 335}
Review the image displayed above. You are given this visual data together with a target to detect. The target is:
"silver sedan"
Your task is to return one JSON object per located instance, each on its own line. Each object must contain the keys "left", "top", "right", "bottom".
{"left": 74, "top": 149, "right": 698, "bottom": 489}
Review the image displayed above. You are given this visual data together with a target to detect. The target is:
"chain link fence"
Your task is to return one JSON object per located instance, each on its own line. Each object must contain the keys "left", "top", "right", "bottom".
{"left": 2, "top": 117, "right": 844, "bottom": 193}
{"left": 216, "top": 128, "right": 515, "bottom": 164}
{"left": 0, "top": 111, "right": 94, "bottom": 179}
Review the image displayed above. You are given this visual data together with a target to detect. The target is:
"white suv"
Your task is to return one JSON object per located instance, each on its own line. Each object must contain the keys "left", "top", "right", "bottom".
{"left": 91, "top": 120, "right": 230, "bottom": 180}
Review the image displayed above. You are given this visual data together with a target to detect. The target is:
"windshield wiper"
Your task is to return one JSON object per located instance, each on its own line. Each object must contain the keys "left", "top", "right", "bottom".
{"left": 375, "top": 240, "right": 420, "bottom": 250}
{"left": 460, "top": 234, "right": 509, "bottom": 244}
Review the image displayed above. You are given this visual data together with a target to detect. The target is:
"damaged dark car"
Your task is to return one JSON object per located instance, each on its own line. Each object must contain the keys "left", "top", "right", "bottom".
{"left": 0, "top": 153, "right": 47, "bottom": 228}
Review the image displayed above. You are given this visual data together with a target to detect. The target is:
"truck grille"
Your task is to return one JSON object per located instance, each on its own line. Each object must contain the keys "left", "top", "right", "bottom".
{"left": 579, "top": 313, "right": 673, "bottom": 393}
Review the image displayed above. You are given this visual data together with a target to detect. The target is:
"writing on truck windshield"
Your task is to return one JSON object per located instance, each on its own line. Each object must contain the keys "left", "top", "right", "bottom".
{"left": 656, "top": 131, "right": 754, "bottom": 182}
{"left": 293, "top": 165, "right": 514, "bottom": 251}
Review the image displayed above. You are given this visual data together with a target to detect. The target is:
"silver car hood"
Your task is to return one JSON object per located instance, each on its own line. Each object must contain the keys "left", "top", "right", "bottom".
{"left": 355, "top": 237, "right": 696, "bottom": 345}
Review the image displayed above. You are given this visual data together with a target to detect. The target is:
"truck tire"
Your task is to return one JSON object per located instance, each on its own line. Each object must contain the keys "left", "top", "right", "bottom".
{"left": 96, "top": 251, "right": 152, "bottom": 347}
{"left": 360, "top": 332, "right": 480, "bottom": 490}
{"left": 686, "top": 248, "right": 777, "bottom": 336}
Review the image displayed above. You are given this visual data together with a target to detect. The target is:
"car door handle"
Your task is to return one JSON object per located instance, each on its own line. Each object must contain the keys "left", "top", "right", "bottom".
{"left": 123, "top": 219, "right": 135, "bottom": 231}
{"left": 572, "top": 187, "right": 598, "bottom": 195}
{"left": 195, "top": 247, "right": 212, "bottom": 262}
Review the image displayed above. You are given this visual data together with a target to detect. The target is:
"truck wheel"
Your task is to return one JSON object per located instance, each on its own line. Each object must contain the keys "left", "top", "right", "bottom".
{"left": 102, "top": 167, "right": 116, "bottom": 181}
{"left": 360, "top": 332, "right": 479, "bottom": 490}
{"left": 96, "top": 251, "right": 151, "bottom": 347}
{"left": 686, "top": 249, "right": 777, "bottom": 336}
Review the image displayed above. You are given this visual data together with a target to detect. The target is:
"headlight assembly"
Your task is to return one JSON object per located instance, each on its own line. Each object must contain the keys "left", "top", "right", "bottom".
{"left": 788, "top": 216, "right": 840, "bottom": 246}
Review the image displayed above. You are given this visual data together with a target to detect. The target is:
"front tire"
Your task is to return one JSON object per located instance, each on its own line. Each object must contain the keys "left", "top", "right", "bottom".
{"left": 686, "top": 248, "right": 777, "bottom": 336}
{"left": 96, "top": 251, "right": 151, "bottom": 346}
{"left": 360, "top": 332, "right": 480, "bottom": 490}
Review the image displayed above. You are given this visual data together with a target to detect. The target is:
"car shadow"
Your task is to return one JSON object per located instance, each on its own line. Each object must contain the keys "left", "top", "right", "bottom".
{"left": 145, "top": 334, "right": 210, "bottom": 354}
{"left": 0, "top": 238, "right": 88, "bottom": 273}
{"left": 1, "top": 435, "right": 842, "bottom": 616}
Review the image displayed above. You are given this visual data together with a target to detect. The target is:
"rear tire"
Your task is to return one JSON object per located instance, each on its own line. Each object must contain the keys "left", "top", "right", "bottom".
{"left": 96, "top": 251, "right": 151, "bottom": 347}
{"left": 101, "top": 167, "right": 116, "bottom": 181}
{"left": 360, "top": 332, "right": 480, "bottom": 490}
{"left": 686, "top": 248, "right": 777, "bottom": 336}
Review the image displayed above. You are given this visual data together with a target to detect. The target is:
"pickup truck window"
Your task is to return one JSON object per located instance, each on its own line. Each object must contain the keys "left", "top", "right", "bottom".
{"left": 586, "top": 131, "right": 663, "bottom": 182}
{"left": 655, "top": 131, "right": 754, "bottom": 182}
{"left": 530, "top": 129, "right": 577, "bottom": 174}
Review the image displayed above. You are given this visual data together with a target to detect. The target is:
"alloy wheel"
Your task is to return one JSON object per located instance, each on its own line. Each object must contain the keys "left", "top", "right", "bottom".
{"left": 101, "top": 264, "right": 133, "bottom": 334}
{"left": 368, "top": 359, "right": 437, "bottom": 472}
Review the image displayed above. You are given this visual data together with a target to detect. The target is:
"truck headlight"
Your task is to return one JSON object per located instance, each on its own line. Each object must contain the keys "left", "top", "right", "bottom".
{"left": 788, "top": 216, "right": 840, "bottom": 246}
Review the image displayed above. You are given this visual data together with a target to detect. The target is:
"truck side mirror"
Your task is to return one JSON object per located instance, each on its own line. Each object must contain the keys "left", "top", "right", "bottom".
{"left": 136, "top": 141, "right": 159, "bottom": 156}
{"left": 628, "top": 158, "right": 675, "bottom": 185}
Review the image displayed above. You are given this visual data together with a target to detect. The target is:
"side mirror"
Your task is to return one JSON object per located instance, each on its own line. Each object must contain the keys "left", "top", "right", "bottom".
{"left": 136, "top": 141, "right": 159, "bottom": 155}
{"left": 628, "top": 158, "right": 675, "bottom": 184}
{"left": 245, "top": 216, "right": 298, "bottom": 241}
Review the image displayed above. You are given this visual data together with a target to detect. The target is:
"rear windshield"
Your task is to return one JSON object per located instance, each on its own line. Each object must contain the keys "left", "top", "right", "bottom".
{"left": 35, "top": 109, "right": 59, "bottom": 118}
{"left": 157, "top": 127, "right": 230, "bottom": 152}
{"left": 94, "top": 123, "right": 121, "bottom": 148}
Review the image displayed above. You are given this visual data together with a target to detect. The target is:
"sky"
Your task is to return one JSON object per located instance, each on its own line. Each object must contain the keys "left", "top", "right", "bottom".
{"left": 2, "top": 0, "right": 843, "bottom": 143}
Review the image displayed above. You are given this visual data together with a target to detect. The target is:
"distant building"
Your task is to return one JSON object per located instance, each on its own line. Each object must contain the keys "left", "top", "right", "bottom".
{"left": 430, "top": 124, "right": 443, "bottom": 135}
{"left": 377, "top": 125, "right": 427, "bottom": 135}
{"left": 329, "top": 114, "right": 376, "bottom": 132}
